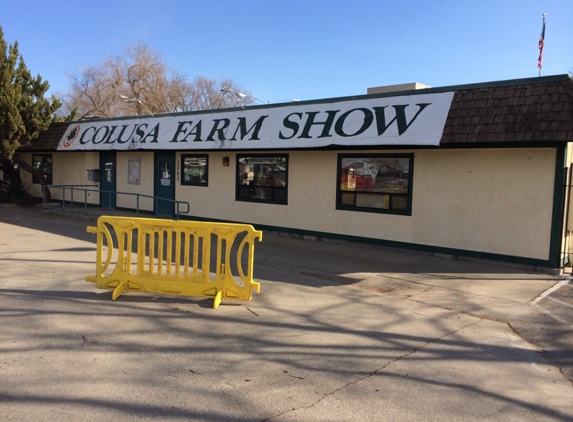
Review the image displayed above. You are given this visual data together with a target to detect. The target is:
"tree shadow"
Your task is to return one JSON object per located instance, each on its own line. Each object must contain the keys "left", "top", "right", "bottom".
{"left": 1, "top": 206, "right": 572, "bottom": 420}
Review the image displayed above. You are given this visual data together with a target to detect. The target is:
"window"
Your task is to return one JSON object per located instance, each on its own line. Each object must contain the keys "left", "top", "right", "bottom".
{"left": 32, "top": 154, "right": 52, "bottom": 185}
{"left": 181, "top": 154, "right": 208, "bottom": 186}
{"left": 337, "top": 154, "right": 413, "bottom": 215}
{"left": 236, "top": 154, "right": 288, "bottom": 204}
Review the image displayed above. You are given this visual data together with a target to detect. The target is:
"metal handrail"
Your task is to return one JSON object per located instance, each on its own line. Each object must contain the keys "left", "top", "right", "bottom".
{"left": 43, "top": 185, "right": 190, "bottom": 220}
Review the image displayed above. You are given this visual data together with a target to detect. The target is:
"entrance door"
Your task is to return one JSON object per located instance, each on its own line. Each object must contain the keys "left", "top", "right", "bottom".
{"left": 100, "top": 151, "right": 116, "bottom": 209}
{"left": 154, "top": 151, "right": 175, "bottom": 217}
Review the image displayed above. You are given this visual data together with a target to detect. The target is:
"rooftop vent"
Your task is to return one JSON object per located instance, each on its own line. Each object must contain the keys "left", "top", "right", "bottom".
{"left": 367, "top": 82, "right": 430, "bottom": 95}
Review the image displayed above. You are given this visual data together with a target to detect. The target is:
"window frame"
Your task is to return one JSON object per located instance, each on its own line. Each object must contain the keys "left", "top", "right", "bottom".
{"left": 236, "top": 154, "right": 288, "bottom": 205}
{"left": 180, "top": 154, "right": 209, "bottom": 186}
{"left": 336, "top": 153, "right": 414, "bottom": 216}
{"left": 32, "top": 154, "right": 53, "bottom": 185}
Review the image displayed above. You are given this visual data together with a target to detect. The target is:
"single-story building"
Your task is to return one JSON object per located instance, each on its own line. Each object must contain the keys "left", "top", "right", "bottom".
{"left": 10, "top": 74, "right": 573, "bottom": 270}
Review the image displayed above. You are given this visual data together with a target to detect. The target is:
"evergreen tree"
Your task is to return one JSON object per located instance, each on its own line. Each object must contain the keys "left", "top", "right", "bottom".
{"left": 0, "top": 26, "right": 60, "bottom": 203}
{"left": 0, "top": 25, "right": 60, "bottom": 159}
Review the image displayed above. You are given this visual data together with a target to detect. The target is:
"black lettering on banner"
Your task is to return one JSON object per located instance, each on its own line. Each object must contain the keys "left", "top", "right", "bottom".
{"left": 373, "top": 103, "right": 431, "bottom": 136}
{"left": 188, "top": 121, "right": 203, "bottom": 142}
{"left": 79, "top": 126, "right": 96, "bottom": 144}
{"left": 333, "top": 108, "right": 373, "bottom": 137}
{"left": 171, "top": 121, "right": 196, "bottom": 142}
{"left": 206, "top": 119, "right": 230, "bottom": 141}
{"left": 279, "top": 113, "right": 303, "bottom": 139}
{"left": 138, "top": 123, "right": 160, "bottom": 143}
{"left": 116, "top": 125, "right": 137, "bottom": 144}
{"left": 229, "top": 116, "right": 269, "bottom": 141}
{"left": 298, "top": 110, "right": 339, "bottom": 139}
{"left": 92, "top": 126, "right": 110, "bottom": 144}
{"left": 133, "top": 124, "right": 148, "bottom": 143}
{"left": 103, "top": 126, "right": 118, "bottom": 144}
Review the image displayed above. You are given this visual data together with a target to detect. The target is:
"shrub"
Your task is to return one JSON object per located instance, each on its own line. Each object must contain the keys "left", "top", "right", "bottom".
{"left": 0, "top": 179, "right": 36, "bottom": 206}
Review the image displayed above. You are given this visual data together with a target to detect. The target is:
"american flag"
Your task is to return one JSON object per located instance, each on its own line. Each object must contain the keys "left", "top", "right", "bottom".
{"left": 538, "top": 15, "right": 546, "bottom": 69}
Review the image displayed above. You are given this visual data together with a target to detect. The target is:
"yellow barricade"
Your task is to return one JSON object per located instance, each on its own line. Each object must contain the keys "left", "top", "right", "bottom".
{"left": 86, "top": 216, "right": 262, "bottom": 308}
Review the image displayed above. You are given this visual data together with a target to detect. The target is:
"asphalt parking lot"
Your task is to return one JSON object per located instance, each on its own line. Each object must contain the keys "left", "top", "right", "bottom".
{"left": 1, "top": 205, "right": 572, "bottom": 421}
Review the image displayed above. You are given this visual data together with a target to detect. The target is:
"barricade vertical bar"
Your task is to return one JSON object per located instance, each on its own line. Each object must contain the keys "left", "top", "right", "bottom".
{"left": 166, "top": 228, "right": 173, "bottom": 276}
{"left": 148, "top": 229, "right": 155, "bottom": 274}
{"left": 183, "top": 231, "right": 191, "bottom": 277}
{"left": 157, "top": 229, "right": 164, "bottom": 275}
{"left": 201, "top": 233, "right": 211, "bottom": 279}
{"left": 192, "top": 234, "right": 200, "bottom": 277}
{"left": 118, "top": 228, "right": 126, "bottom": 272}
{"left": 138, "top": 228, "right": 146, "bottom": 274}
{"left": 174, "top": 229, "right": 182, "bottom": 277}
{"left": 127, "top": 228, "right": 133, "bottom": 275}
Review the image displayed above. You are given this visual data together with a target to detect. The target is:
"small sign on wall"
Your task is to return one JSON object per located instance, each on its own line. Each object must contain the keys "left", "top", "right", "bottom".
{"left": 128, "top": 159, "right": 141, "bottom": 185}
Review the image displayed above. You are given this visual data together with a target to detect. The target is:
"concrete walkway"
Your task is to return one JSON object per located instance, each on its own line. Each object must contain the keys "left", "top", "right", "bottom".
{"left": 0, "top": 206, "right": 572, "bottom": 421}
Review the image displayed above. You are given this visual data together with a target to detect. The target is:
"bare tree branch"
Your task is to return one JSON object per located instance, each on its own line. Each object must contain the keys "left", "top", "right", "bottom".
{"left": 58, "top": 43, "right": 250, "bottom": 119}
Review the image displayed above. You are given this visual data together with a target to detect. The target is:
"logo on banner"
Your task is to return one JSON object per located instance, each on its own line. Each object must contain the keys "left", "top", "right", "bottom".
{"left": 62, "top": 125, "right": 81, "bottom": 148}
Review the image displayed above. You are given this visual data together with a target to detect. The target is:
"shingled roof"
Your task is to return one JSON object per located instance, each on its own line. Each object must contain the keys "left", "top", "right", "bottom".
{"left": 21, "top": 74, "right": 573, "bottom": 152}
{"left": 18, "top": 121, "right": 68, "bottom": 152}
{"left": 440, "top": 74, "right": 573, "bottom": 144}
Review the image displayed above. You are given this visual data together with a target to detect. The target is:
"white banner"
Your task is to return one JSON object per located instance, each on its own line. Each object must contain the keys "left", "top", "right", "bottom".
{"left": 57, "top": 92, "right": 454, "bottom": 151}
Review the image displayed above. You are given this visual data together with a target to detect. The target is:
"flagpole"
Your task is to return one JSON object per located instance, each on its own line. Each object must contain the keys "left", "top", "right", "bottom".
{"left": 538, "top": 13, "right": 546, "bottom": 77}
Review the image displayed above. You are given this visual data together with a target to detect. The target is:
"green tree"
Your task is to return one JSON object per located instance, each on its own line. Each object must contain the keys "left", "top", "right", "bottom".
{"left": 0, "top": 26, "right": 61, "bottom": 203}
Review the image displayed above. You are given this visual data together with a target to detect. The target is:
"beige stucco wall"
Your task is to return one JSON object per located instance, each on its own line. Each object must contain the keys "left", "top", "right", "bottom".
{"left": 19, "top": 152, "right": 100, "bottom": 203}
{"left": 412, "top": 148, "right": 554, "bottom": 259}
{"left": 20, "top": 147, "right": 558, "bottom": 261}
{"left": 175, "top": 148, "right": 556, "bottom": 261}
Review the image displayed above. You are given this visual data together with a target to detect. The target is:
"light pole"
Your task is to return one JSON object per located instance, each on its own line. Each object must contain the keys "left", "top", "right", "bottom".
{"left": 220, "top": 86, "right": 246, "bottom": 109}
{"left": 221, "top": 86, "right": 301, "bottom": 108}
{"left": 234, "top": 91, "right": 268, "bottom": 105}
{"left": 119, "top": 95, "right": 154, "bottom": 117}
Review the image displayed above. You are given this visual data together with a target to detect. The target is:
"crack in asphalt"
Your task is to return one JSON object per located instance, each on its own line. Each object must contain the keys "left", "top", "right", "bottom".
{"left": 379, "top": 273, "right": 529, "bottom": 304}
{"left": 260, "top": 318, "right": 483, "bottom": 421}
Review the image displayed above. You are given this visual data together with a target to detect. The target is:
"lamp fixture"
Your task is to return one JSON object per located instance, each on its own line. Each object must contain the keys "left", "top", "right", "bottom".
{"left": 119, "top": 94, "right": 154, "bottom": 116}
{"left": 220, "top": 86, "right": 300, "bottom": 109}
{"left": 220, "top": 86, "right": 246, "bottom": 109}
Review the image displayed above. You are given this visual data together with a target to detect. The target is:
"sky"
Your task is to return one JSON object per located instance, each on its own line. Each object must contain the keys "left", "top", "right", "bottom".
{"left": 0, "top": 0, "right": 571, "bottom": 105}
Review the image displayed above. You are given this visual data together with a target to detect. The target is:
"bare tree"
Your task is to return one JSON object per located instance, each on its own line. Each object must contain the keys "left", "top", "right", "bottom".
{"left": 58, "top": 43, "right": 251, "bottom": 119}
{"left": 189, "top": 76, "right": 253, "bottom": 111}
{"left": 62, "top": 56, "right": 125, "bottom": 119}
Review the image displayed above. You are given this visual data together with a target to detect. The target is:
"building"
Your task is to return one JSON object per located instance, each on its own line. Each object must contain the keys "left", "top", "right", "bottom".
{"left": 12, "top": 74, "right": 573, "bottom": 270}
